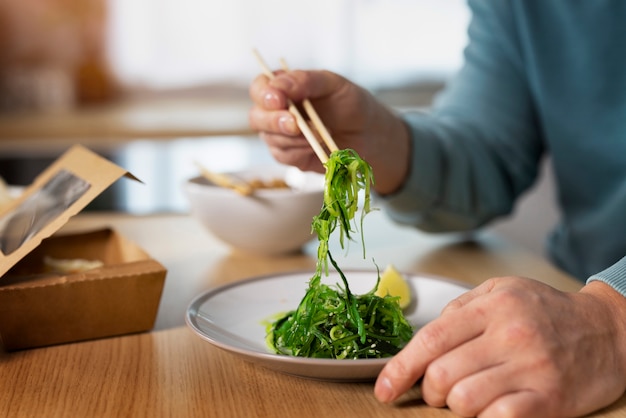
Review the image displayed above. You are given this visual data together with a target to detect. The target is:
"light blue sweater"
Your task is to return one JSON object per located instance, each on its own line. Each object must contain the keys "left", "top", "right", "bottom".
{"left": 381, "top": 0, "right": 626, "bottom": 292}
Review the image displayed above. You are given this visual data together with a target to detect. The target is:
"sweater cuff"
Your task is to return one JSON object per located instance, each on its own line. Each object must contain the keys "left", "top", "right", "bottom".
{"left": 586, "top": 255, "right": 626, "bottom": 297}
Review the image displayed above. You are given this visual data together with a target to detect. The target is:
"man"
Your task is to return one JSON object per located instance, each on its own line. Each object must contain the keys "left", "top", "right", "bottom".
{"left": 248, "top": 1, "right": 626, "bottom": 416}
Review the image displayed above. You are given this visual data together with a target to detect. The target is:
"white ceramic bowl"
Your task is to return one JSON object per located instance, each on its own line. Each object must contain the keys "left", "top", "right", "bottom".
{"left": 183, "top": 165, "right": 325, "bottom": 255}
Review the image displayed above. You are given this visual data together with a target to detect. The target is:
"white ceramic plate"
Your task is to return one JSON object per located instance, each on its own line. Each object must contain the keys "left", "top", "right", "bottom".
{"left": 186, "top": 270, "right": 471, "bottom": 382}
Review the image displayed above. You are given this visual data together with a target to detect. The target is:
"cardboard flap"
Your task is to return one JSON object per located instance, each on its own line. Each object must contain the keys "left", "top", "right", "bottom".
{"left": 0, "top": 145, "right": 139, "bottom": 278}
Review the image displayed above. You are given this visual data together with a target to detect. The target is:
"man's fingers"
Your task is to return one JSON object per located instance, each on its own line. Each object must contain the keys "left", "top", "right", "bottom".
{"left": 375, "top": 302, "right": 487, "bottom": 403}
{"left": 422, "top": 334, "right": 505, "bottom": 407}
{"left": 479, "top": 391, "right": 554, "bottom": 418}
{"left": 269, "top": 70, "right": 346, "bottom": 103}
{"left": 249, "top": 107, "right": 298, "bottom": 136}
{"left": 441, "top": 277, "right": 498, "bottom": 314}
{"left": 444, "top": 360, "right": 531, "bottom": 417}
{"left": 249, "top": 73, "right": 287, "bottom": 109}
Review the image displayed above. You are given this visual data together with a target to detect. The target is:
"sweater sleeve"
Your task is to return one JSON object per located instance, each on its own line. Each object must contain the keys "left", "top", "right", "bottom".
{"left": 379, "top": 0, "right": 545, "bottom": 233}
{"left": 587, "top": 256, "right": 626, "bottom": 298}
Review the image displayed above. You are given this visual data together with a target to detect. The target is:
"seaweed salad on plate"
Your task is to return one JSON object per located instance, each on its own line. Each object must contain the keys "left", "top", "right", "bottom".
{"left": 266, "top": 149, "right": 413, "bottom": 359}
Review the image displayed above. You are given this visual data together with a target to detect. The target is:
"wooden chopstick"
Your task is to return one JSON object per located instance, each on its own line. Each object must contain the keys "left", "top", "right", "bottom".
{"left": 252, "top": 49, "right": 334, "bottom": 164}
{"left": 279, "top": 58, "right": 339, "bottom": 153}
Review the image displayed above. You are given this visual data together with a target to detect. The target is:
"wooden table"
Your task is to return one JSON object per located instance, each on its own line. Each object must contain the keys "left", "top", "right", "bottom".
{"left": 2, "top": 212, "right": 625, "bottom": 417}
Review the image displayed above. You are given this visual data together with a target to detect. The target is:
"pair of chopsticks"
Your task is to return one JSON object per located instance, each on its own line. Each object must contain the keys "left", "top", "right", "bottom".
{"left": 253, "top": 49, "right": 339, "bottom": 164}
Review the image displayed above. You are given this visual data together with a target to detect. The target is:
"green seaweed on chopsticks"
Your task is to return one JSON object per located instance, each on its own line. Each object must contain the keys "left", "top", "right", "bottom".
{"left": 313, "top": 148, "right": 374, "bottom": 274}
{"left": 266, "top": 149, "right": 413, "bottom": 359}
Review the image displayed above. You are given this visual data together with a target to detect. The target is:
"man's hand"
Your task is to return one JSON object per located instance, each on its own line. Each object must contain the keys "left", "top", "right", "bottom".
{"left": 248, "top": 69, "right": 410, "bottom": 195}
{"left": 375, "top": 277, "right": 626, "bottom": 417}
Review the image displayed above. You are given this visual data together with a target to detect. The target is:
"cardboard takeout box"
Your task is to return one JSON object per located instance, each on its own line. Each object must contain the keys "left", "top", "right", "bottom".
{"left": 0, "top": 145, "right": 167, "bottom": 351}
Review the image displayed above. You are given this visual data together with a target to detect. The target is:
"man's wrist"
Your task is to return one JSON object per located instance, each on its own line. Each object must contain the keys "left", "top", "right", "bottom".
{"left": 580, "top": 280, "right": 626, "bottom": 376}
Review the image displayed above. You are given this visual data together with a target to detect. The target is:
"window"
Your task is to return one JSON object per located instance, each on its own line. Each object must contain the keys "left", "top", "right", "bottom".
{"left": 107, "top": 0, "right": 470, "bottom": 90}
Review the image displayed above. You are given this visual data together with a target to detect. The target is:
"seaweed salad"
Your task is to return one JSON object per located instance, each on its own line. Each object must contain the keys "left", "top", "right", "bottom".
{"left": 266, "top": 149, "right": 413, "bottom": 359}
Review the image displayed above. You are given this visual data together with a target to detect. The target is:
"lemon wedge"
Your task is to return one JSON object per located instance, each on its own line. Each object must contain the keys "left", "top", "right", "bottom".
{"left": 375, "top": 264, "right": 412, "bottom": 309}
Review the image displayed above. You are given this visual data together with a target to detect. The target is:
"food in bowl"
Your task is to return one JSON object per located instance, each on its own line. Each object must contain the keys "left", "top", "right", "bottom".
{"left": 246, "top": 177, "right": 290, "bottom": 190}
{"left": 184, "top": 165, "right": 325, "bottom": 255}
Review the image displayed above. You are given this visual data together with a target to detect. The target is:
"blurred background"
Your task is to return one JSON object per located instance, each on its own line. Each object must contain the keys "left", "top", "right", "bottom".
{"left": 0, "top": 0, "right": 557, "bottom": 254}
